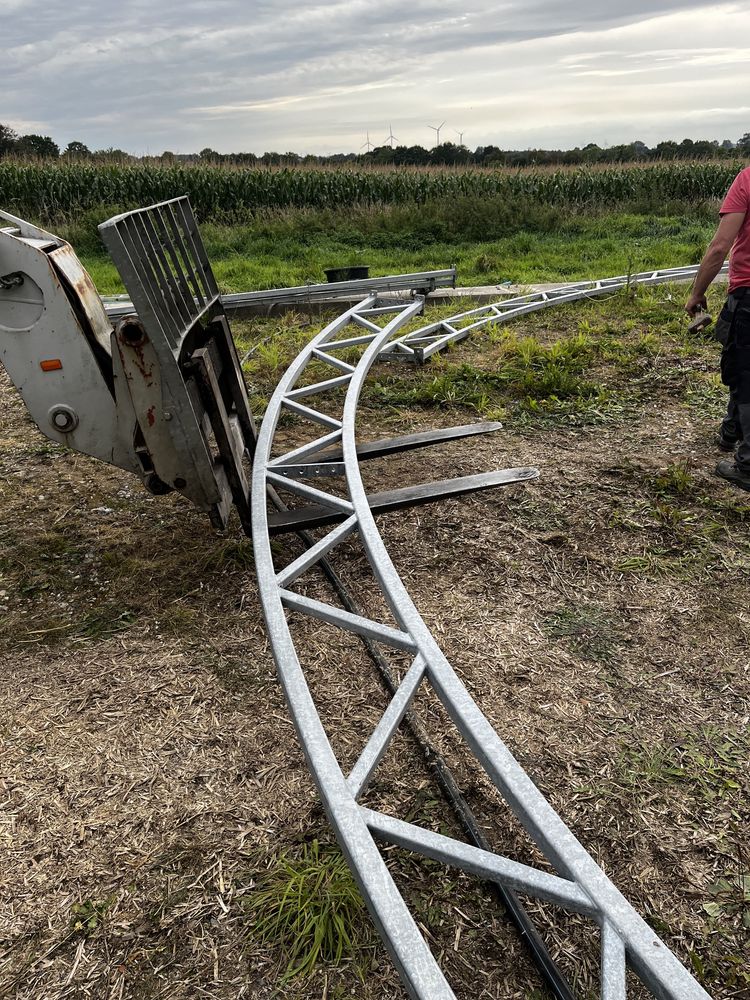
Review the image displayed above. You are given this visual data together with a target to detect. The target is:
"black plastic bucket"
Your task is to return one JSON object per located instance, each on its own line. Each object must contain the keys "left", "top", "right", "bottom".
{"left": 324, "top": 265, "right": 370, "bottom": 283}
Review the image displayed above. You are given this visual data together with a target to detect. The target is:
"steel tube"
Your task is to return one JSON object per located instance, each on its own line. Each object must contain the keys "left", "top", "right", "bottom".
{"left": 338, "top": 308, "right": 711, "bottom": 1000}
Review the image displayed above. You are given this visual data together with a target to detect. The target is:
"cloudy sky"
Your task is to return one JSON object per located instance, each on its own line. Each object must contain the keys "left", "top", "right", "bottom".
{"left": 3, "top": 0, "right": 750, "bottom": 155}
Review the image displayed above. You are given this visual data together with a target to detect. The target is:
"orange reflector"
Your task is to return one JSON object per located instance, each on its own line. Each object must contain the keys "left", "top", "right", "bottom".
{"left": 40, "top": 359, "right": 63, "bottom": 372}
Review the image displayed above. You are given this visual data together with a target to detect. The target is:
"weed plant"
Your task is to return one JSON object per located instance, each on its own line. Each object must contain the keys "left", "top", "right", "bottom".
{"left": 246, "top": 840, "right": 373, "bottom": 981}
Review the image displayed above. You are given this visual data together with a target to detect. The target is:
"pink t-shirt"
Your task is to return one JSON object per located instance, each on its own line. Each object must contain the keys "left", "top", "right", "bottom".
{"left": 721, "top": 166, "right": 750, "bottom": 291}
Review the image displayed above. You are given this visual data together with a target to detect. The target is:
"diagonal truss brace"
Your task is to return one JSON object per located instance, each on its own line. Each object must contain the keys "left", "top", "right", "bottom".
{"left": 251, "top": 294, "right": 713, "bottom": 999}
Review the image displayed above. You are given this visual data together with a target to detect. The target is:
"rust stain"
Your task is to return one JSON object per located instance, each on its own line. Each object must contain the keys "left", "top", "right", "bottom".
{"left": 48, "top": 244, "right": 113, "bottom": 347}
{"left": 146, "top": 405, "right": 156, "bottom": 427}
{"left": 123, "top": 338, "right": 154, "bottom": 385}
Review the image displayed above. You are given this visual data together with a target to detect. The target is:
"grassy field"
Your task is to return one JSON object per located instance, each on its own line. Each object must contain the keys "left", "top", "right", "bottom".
{"left": 60, "top": 205, "right": 716, "bottom": 295}
{"left": 1, "top": 276, "right": 748, "bottom": 998}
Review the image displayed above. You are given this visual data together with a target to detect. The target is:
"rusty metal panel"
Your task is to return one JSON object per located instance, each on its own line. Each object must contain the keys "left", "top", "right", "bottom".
{"left": 0, "top": 210, "right": 141, "bottom": 475}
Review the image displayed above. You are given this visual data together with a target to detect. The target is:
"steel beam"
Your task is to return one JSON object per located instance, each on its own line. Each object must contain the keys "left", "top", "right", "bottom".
{"left": 266, "top": 467, "right": 537, "bottom": 534}
{"left": 102, "top": 268, "right": 457, "bottom": 320}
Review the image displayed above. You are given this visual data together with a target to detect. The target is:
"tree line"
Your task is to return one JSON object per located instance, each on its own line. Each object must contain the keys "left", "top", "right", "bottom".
{"left": 1, "top": 122, "right": 749, "bottom": 167}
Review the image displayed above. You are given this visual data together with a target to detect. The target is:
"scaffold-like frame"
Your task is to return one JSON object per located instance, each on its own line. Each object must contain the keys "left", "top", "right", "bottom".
{"left": 250, "top": 293, "right": 713, "bottom": 1000}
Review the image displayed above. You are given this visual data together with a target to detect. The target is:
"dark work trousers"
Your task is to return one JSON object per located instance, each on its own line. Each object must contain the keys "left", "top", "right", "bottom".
{"left": 717, "top": 288, "right": 750, "bottom": 472}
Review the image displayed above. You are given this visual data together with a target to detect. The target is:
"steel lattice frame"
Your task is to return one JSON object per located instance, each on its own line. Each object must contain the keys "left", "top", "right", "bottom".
{"left": 381, "top": 263, "right": 730, "bottom": 363}
{"left": 250, "top": 294, "right": 713, "bottom": 1000}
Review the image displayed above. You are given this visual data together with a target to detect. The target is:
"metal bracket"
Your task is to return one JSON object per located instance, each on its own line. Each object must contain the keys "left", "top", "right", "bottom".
{"left": 316, "top": 420, "right": 504, "bottom": 463}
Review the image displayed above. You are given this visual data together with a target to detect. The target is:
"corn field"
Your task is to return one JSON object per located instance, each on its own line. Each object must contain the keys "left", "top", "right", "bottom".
{"left": 0, "top": 160, "right": 743, "bottom": 220}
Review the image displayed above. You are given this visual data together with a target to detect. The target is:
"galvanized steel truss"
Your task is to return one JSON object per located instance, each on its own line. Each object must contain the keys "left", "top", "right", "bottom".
{"left": 381, "top": 263, "right": 730, "bottom": 363}
{"left": 251, "top": 295, "right": 712, "bottom": 1000}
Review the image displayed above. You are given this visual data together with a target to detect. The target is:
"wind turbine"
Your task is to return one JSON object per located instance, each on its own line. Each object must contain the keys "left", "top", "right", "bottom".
{"left": 427, "top": 121, "right": 446, "bottom": 147}
{"left": 384, "top": 124, "right": 398, "bottom": 149}
{"left": 454, "top": 128, "right": 466, "bottom": 146}
{"left": 361, "top": 131, "right": 374, "bottom": 152}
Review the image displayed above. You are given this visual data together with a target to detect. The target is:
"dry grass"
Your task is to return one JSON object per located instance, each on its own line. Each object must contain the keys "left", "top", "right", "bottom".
{"left": 1, "top": 287, "right": 748, "bottom": 999}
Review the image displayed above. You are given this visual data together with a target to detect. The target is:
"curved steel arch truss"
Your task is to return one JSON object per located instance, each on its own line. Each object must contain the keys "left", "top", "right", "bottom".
{"left": 381, "top": 263, "right": 729, "bottom": 363}
{"left": 251, "top": 293, "right": 712, "bottom": 1000}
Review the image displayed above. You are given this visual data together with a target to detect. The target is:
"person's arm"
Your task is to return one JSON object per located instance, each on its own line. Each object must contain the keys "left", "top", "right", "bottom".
{"left": 685, "top": 211, "right": 745, "bottom": 314}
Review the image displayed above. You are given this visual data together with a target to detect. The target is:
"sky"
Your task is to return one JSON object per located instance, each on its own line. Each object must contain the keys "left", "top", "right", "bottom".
{"left": 2, "top": 0, "right": 750, "bottom": 155}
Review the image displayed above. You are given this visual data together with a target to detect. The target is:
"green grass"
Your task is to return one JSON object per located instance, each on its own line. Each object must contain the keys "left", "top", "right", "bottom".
{"left": 245, "top": 840, "right": 374, "bottom": 981}
{"left": 542, "top": 604, "right": 624, "bottom": 662}
{"left": 368, "top": 331, "right": 602, "bottom": 415}
{"left": 615, "top": 726, "right": 748, "bottom": 803}
{"left": 234, "top": 279, "right": 730, "bottom": 428}
{"left": 650, "top": 460, "right": 695, "bottom": 496}
{"left": 64, "top": 205, "right": 718, "bottom": 295}
{"left": 70, "top": 897, "right": 114, "bottom": 935}
{"left": 199, "top": 537, "right": 256, "bottom": 572}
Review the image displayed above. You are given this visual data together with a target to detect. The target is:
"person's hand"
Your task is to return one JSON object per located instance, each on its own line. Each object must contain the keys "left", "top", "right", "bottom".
{"left": 685, "top": 291, "right": 707, "bottom": 316}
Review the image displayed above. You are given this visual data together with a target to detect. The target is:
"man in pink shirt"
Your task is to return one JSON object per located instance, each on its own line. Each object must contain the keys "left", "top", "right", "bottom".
{"left": 686, "top": 166, "right": 750, "bottom": 488}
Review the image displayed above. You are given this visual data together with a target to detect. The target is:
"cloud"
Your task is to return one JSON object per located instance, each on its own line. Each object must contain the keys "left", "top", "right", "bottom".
{"left": 1, "top": 0, "right": 749, "bottom": 153}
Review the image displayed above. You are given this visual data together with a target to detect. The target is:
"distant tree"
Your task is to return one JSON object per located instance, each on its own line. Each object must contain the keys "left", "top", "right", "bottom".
{"left": 677, "top": 138, "right": 696, "bottom": 158}
{"left": 692, "top": 139, "right": 718, "bottom": 158}
{"left": 580, "top": 142, "right": 603, "bottom": 164}
{"left": 476, "top": 144, "right": 504, "bottom": 165}
{"left": 737, "top": 133, "right": 750, "bottom": 155}
{"left": 229, "top": 151, "right": 258, "bottom": 165}
{"left": 92, "top": 147, "right": 133, "bottom": 162}
{"left": 199, "top": 147, "right": 221, "bottom": 162}
{"left": 398, "top": 144, "right": 430, "bottom": 166}
{"left": 488, "top": 149, "right": 509, "bottom": 165}
{"left": 629, "top": 140, "right": 649, "bottom": 159}
{"left": 368, "top": 144, "right": 396, "bottom": 165}
{"left": 16, "top": 133, "right": 59, "bottom": 158}
{"left": 160, "top": 150, "right": 176, "bottom": 162}
{"left": 0, "top": 123, "right": 18, "bottom": 156}
{"left": 654, "top": 140, "right": 679, "bottom": 159}
{"left": 429, "top": 141, "right": 470, "bottom": 166}
{"left": 63, "top": 140, "right": 91, "bottom": 158}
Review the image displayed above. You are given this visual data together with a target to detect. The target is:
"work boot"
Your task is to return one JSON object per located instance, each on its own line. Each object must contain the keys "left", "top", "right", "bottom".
{"left": 715, "top": 460, "right": 750, "bottom": 491}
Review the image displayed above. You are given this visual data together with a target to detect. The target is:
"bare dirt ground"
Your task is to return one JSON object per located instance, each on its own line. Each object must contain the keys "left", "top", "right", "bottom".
{"left": 1, "top": 289, "right": 748, "bottom": 1000}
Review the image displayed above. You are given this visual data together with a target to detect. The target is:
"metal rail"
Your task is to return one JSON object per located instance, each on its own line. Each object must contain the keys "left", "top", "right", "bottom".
{"left": 382, "top": 263, "right": 729, "bottom": 362}
{"left": 250, "top": 294, "right": 712, "bottom": 999}
{"left": 102, "top": 268, "right": 456, "bottom": 320}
